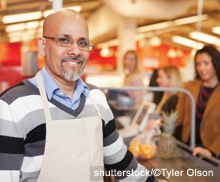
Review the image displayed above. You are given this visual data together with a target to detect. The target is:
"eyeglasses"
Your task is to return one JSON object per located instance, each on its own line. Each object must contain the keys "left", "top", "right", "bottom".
{"left": 44, "top": 36, "right": 94, "bottom": 51}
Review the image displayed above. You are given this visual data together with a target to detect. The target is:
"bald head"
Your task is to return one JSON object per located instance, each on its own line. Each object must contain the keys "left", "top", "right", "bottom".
{"left": 43, "top": 9, "right": 88, "bottom": 37}
{"left": 37, "top": 9, "right": 91, "bottom": 85}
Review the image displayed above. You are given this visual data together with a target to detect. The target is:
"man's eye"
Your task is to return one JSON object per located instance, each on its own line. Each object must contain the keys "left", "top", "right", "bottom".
{"left": 78, "top": 41, "right": 88, "bottom": 47}
{"left": 58, "top": 38, "right": 69, "bottom": 43}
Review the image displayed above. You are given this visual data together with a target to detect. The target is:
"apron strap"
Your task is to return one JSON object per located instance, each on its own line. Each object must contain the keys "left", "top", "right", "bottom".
{"left": 36, "top": 72, "right": 52, "bottom": 121}
{"left": 89, "top": 94, "right": 101, "bottom": 117}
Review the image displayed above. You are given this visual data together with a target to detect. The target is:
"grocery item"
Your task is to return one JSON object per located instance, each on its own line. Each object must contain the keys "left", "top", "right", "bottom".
{"left": 158, "top": 111, "right": 178, "bottom": 159}
{"left": 129, "top": 127, "right": 160, "bottom": 159}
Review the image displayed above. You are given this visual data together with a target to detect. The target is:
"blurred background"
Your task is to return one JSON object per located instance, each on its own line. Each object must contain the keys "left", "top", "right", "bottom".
{"left": 0, "top": 0, "right": 220, "bottom": 91}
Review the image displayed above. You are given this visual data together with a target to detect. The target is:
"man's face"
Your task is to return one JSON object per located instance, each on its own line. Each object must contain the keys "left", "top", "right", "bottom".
{"left": 43, "top": 15, "right": 90, "bottom": 83}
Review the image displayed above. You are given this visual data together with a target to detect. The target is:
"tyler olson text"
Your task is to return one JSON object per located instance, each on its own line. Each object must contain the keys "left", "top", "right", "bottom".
{"left": 160, "top": 168, "right": 214, "bottom": 178}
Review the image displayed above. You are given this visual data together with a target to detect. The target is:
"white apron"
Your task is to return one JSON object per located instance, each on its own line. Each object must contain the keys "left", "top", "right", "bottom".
{"left": 35, "top": 72, "right": 104, "bottom": 182}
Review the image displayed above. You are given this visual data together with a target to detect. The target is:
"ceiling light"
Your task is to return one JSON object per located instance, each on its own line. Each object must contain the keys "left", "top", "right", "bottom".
{"left": 215, "top": 40, "right": 220, "bottom": 47}
{"left": 7, "top": 31, "right": 23, "bottom": 38}
{"left": 137, "top": 21, "right": 172, "bottom": 33}
{"left": 149, "top": 36, "right": 161, "bottom": 46}
{"left": 2, "top": 12, "right": 42, "bottom": 24}
{"left": 136, "top": 33, "right": 146, "bottom": 41}
{"left": 100, "top": 48, "right": 110, "bottom": 57}
{"left": 172, "top": 36, "right": 204, "bottom": 49}
{"left": 43, "top": 6, "right": 82, "bottom": 18}
{"left": 189, "top": 31, "right": 218, "bottom": 44}
{"left": 25, "top": 29, "right": 36, "bottom": 35}
{"left": 66, "top": 6, "right": 82, "bottom": 12}
{"left": 9, "top": 37, "right": 21, "bottom": 43}
{"left": 137, "top": 14, "right": 208, "bottom": 34}
{"left": 97, "top": 39, "right": 119, "bottom": 49}
{"left": 173, "top": 14, "right": 208, "bottom": 26}
{"left": 43, "top": 10, "right": 53, "bottom": 18}
{"left": 6, "top": 23, "right": 25, "bottom": 32}
{"left": 212, "top": 26, "right": 220, "bottom": 34}
{"left": 6, "top": 21, "right": 40, "bottom": 33}
{"left": 22, "top": 34, "right": 31, "bottom": 42}
{"left": 26, "top": 21, "right": 39, "bottom": 29}
{"left": 167, "top": 48, "right": 176, "bottom": 58}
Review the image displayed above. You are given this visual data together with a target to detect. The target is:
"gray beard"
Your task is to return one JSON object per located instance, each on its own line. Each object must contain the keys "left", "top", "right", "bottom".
{"left": 61, "top": 64, "right": 83, "bottom": 81}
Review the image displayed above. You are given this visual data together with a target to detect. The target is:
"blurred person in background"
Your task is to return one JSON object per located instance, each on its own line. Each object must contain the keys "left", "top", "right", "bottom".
{"left": 108, "top": 50, "right": 144, "bottom": 119}
{"left": 175, "top": 45, "right": 220, "bottom": 160}
{"left": 155, "top": 65, "right": 182, "bottom": 114}
{"left": 123, "top": 50, "right": 145, "bottom": 107}
{"left": 146, "top": 65, "right": 182, "bottom": 131}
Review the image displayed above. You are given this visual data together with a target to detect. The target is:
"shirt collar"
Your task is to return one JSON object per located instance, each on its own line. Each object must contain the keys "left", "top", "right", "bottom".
{"left": 40, "top": 67, "right": 89, "bottom": 100}
{"left": 74, "top": 77, "right": 90, "bottom": 99}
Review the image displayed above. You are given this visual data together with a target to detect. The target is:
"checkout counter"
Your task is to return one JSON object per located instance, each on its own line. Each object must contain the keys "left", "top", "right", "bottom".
{"left": 104, "top": 137, "right": 220, "bottom": 182}
{"left": 102, "top": 86, "right": 220, "bottom": 182}
{"left": 127, "top": 138, "right": 220, "bottom": 181}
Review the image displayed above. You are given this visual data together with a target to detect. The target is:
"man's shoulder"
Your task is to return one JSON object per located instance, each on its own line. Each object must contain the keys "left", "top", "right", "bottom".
{"left": 0, "top": 79, "right": 38, "bottom": 105}
{"left": 0, "top": 81, "right": 25, "bottom": 98}
{"left": 85, "top": 83, "right": 106, "bottom": 97}
{"left": 85, "top": 83, "right": 99, "bottom": 91}
{"left": 85, "top": 83, "right": 108, "bottom": 104}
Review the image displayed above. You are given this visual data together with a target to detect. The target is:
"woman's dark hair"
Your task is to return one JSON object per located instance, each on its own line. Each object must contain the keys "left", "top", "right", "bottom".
{"left": 149, "top": 69, "right": 164, "bottom": 105}
{"left": 194, "top": 45, "right": 220, "bottom": 81}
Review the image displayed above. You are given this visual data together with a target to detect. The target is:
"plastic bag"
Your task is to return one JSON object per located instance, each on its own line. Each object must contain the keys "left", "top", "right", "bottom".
{"left": 129, "top": 126, "right": 161, "bottom": 159}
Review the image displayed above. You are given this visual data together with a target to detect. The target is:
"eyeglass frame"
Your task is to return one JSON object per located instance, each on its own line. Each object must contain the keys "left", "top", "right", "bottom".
{"left": 43, "top": 36, "right": 94, "bottom": 51}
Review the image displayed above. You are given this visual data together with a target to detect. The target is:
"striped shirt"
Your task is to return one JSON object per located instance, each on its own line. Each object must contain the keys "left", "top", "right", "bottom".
{"left": 0, "top": 77, "right": 157, "bottom": 182}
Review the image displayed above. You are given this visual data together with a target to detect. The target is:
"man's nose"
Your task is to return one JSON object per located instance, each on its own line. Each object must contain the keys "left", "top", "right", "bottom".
{"left": 67, "top": 42, "right": 81, "bottom": 56}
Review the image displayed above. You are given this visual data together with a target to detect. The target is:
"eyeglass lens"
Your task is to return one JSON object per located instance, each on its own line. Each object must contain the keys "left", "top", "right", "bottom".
{"left": 57, "top": 37, "right": 92, "bottom": 50}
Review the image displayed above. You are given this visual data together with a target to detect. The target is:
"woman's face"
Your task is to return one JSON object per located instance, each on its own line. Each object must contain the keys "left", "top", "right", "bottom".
{"left": 156, "top": 69, "right": 170, "bottom": 87}
{"left": 195, "top": 52, "right": 217, "bottom": 82}
{"left": 124, "top": 52, "right": 137, "bottom": 73}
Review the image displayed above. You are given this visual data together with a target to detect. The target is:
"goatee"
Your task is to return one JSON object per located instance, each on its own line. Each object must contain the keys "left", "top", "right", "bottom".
{"left": 61, "top": 56, "right": 85, "bottom": 81}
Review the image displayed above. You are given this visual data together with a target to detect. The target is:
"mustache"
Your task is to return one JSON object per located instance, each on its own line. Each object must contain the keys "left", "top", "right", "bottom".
{"left": 61, "top": 56, "right": 85, "bottom": 63}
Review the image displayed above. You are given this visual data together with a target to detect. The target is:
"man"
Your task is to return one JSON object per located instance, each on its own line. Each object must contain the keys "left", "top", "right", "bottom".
{"left": 0, "top": 9, "right": 159, "bottom": 182}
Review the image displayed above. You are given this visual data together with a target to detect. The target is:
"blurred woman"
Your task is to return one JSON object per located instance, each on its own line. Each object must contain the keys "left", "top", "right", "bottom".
{"left": 155, "top": 65, "right": 182, "bottom": 114}
{"left": 146, "top": 65, "right": 182, "bottom": 130}
{"left": 175, "top": 45, "right": 220, "bottom": 159}
{"left": 123, "top": 50, "right": 144, "bottom": 107}
{"left": 107, "top": 50, "right": 144, "bottom": 121}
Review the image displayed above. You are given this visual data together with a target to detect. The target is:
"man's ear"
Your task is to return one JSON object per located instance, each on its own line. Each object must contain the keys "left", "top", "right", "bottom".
{"left": 37, "top": 38, "right": 46, "bottom": 57}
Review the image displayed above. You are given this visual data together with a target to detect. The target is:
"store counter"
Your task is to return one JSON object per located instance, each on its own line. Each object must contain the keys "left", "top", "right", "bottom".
{"left": 138, "top": 148, "right": 219, "bottom": 181}
{"left": 122, "top": 138, "right": 220, "bottom": 182}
